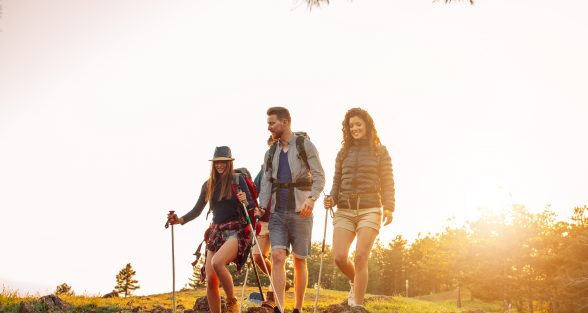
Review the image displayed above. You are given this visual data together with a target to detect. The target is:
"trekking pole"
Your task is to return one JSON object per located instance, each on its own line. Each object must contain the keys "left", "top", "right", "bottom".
{"left": 239, "top": 264, "right": 250, "bottom": 313}
{"left": 238, "top": 198, "right": 283, "bottom": 313}
{"left": 236, "top": 190, "right": 264, "bottom": 301}
{"left": 164, "top": 211, "right": 177, "bottom": 313}
{"left": 314, "top": 193, "right": 333, "bottom": 313}
{"left": 249, "top": 249, "right": 264, "bottom": 300}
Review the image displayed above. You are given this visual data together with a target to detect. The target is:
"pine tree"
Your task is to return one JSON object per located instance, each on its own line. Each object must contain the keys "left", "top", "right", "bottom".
{"left": 556, "top": 206, "right": 588, "bottom": 313}
{"left": 383, "top": 235, "right": 407, "bottom": 296}
{"left": 115, "top": 263, "right": 140, "bottom": 297}
{"left": 54, "top": 283, "right": 73, "bottom": 296}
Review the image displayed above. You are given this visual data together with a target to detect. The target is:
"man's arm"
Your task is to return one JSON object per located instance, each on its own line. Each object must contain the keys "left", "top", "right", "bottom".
{"left": 305, "top": 139, "right": 325, "bottom": 200}
{"left": 258, "top": 149, "right": 272, "bottom": 209}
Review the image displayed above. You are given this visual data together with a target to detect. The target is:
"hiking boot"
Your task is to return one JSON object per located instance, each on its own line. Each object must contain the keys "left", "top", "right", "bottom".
{"left": 261, "top": 291, "right": 275, "bottom": 308}
{"left": 292, "top": 309, "right": 301, "bottom": 313}
{"left": 347, "top": 281, "right": 355, "bottom": 306}
{"left": 266, "top": 290, "right": 275, "bottom": 301}
{"left": 225, "top": 296, "right": 238, "bottom": 313}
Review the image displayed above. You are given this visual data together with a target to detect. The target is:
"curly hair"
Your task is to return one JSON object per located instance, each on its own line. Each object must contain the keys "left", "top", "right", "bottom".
{"left": 341, "top": 107, "right": 381, "bottom": 155}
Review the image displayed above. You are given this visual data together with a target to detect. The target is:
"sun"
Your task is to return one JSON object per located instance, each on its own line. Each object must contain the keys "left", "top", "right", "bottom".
{"left": 464, "top": 176, "right": 513, "bottom": 218}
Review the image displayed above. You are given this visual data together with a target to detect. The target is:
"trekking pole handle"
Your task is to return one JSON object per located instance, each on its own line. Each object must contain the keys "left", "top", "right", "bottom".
{"left": 237, "top": 189, "right": 254, "bottom": 228}
{"left": 254, "top": 207, "right": 265, "bottom": 219}
{"left": 322, "top": 192, "right": 335, "bottom": 218}
{"left": 165, "top": 210, "right": 175, "bottom": 229}
{"left": 237, "top": 188, "right": 249, "bottom": 206}
{"left": 320, "top": 192, "right": 330, "bottom": 253}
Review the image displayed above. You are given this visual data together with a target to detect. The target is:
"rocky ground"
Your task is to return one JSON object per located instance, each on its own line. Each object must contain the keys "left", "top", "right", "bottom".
{"left": 16, "top": 294, "right": 488, "bottom": 313}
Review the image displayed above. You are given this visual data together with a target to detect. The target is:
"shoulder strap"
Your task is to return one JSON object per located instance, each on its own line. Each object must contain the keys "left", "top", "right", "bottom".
{"left": 296, "top": 135, "right": 310, "bottom": 171}
{"left": 231, "top": 173, "right": 242, "bottom": 194}
{"left": 266, "top": 135, "right": 310, "bottom": 172}
{"left": 266, "top": 142, "right": 279, "bottom": 174}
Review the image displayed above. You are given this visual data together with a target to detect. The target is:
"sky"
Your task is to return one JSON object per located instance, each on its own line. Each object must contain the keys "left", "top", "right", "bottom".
{"left": 1, "top": 0, "right": 587, "bottom": 297}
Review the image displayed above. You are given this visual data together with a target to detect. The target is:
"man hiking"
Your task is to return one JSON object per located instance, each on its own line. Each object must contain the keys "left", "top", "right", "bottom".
{"left": 258, "top": 107, "right": 325, "bottom": 313}
{"left": 253, "top": 135, "right": 293, "bottom": 308}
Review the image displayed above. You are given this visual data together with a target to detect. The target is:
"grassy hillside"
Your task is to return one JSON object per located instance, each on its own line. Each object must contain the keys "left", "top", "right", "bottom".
{"left": 1, "top": 287, "right": 502, "bottom": 313}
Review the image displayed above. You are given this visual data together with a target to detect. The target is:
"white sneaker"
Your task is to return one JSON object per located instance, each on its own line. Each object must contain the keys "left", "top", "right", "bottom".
{"left": 347, "top": 281, "right": 355, "bottom": 306}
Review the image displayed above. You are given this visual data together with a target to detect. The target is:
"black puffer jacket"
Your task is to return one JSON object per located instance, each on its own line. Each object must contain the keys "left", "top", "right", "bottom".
{"left": 329, "top": 139, "right": 395, "bottom": 211}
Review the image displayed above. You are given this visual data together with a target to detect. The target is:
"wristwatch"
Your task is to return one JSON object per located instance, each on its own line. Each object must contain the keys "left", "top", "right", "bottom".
{"left": 308, "top": 195, "right": 318, "bottom": 201}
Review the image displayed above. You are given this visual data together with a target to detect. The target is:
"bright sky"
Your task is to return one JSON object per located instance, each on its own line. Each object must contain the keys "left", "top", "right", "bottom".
{"left": 1, "top": 0, "right": 587, "bottom": 297}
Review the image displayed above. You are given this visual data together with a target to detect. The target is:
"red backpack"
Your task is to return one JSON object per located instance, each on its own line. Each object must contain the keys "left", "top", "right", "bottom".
{"left": 192, "top": 167, "right": 261, "bottom": 272}
{"left": 231, "top": 167, "right": 261, "bottom": 234}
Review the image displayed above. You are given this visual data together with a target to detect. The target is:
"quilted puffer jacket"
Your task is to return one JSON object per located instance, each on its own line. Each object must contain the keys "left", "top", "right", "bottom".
{"left": 329, "top": 139, "right": 395, "bottom": 212}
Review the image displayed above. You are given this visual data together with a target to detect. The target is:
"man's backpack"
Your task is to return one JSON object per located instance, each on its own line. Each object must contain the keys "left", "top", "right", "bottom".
{"left": 265, "top": 131, "right": 311, "bottom": 174}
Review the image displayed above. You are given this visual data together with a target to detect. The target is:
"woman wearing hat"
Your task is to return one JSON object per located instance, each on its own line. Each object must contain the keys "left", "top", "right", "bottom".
{"left": 167, "top": 146, "right": 254, "bottom": 313}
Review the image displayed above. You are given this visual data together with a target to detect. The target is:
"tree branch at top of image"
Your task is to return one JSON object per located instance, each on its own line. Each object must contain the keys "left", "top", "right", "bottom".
{"left": 305, "top": 0, "right": 474, "bottom": 8}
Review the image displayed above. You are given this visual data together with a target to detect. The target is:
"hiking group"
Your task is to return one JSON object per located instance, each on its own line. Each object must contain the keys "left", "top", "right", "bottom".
{"left": 167, "top": 107, "right": 395, "bottom": 313}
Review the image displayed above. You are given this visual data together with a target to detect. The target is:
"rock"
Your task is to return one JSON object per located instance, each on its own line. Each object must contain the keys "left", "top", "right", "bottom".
{"left": 39, "top": 295, "right": 72, "bottom": 311}
{"left": 363, "top": 295, "right": 392, "bottom": 304}
{"left": 193, "top": 296, "right": 226, "bottom": 313}
{"left": 245, "top": 307, "right": 273, "bottom": 313}
{"left": 320, "top": 303, "right": 370, "bottom": 313}
{"left": 150, "top": 305, "right": 171, "bottom": 313}
{"left": 103, "top": 291, "right": 119, "bottom": 298}
{"left": 19, "top": 302, "right": 37, "bottom": 313}
{"left": 132, "top": 306, "right": 147, "bottom": 312}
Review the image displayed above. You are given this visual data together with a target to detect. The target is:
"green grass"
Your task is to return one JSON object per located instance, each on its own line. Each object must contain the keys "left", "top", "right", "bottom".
{"left": 0, "top": 286, "right": 501, "bottom": 313}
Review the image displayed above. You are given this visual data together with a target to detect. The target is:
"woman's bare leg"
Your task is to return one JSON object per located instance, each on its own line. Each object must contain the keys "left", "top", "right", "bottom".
{"left": 353, "top": 227, "right": 379, "bottom": 305}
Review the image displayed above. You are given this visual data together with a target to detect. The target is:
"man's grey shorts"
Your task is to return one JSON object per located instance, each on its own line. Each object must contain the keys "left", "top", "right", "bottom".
{"left": 268, "top": 210, "right": 313, "bottom": 259}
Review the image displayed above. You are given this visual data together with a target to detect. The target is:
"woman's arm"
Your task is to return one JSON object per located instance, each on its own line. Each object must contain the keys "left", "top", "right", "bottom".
{"left": 180, "top": 181, "right": 209, "bottom": 224}
{"left": 379, "top": 145, "right": 395, "bottom": 213}
{"left": 238, "top": 174, "right": 254, "bottom": 209}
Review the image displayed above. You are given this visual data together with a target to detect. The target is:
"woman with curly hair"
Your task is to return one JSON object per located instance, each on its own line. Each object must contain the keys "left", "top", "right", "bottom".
{"left": 167, "top": 146, "right": 254, "bottom": 313}
{"left": 324, "top": 108, "right": 395, "bottom": 308}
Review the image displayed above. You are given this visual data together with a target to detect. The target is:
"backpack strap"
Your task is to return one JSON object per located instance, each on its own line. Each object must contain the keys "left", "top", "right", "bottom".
{"left": 264, "top": 135, "right": 311, "bottom": 197}
{"left": 296, "top": 135, "right": 310, "bottom": 171}
{"left": 231, "top": 173, "right": 241, "bottom": 197}
{"left": 266, "top": 142, "right": 279, "bottom": 174}
{"left": 266, "top": 135, "right": 310, "bottom": 173}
